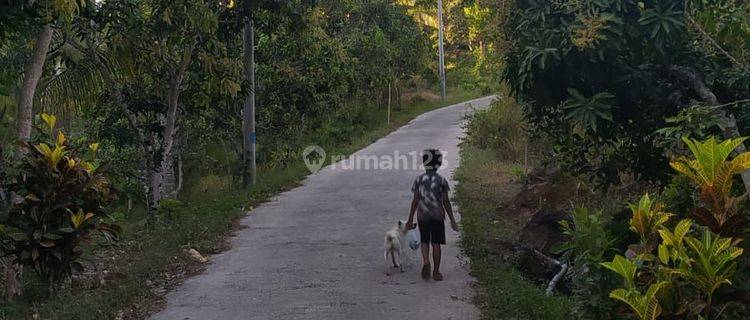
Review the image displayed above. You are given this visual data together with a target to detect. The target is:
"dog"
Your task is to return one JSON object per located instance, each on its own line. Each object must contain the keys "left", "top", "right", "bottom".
{"left": 384, "top": 220, "right": 408, "bottom": 276}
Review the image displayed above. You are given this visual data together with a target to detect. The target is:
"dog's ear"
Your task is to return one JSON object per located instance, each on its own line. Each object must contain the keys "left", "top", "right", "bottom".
{"left": 398, "top": 220, "right": 404, "bottom": 228}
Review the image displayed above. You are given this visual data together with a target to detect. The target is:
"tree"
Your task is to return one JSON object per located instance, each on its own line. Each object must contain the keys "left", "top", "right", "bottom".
{"left": 500, "top": 0, "right": 750, "bottom": 186}
{"left": 15, "top": 24, "right": 53, "bottom": 156}
{"left": 63, "top": 0, "right": 229, "bottom": 212}
{"left": 1, "top": 0, "right": 84, "bottom": 301}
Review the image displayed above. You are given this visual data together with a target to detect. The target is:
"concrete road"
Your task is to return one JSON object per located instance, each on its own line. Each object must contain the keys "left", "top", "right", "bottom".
{"left": 151, "top": 96, "right": 496, "bottom": 320}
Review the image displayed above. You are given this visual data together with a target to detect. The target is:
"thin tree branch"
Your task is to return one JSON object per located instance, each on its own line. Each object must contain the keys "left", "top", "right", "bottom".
{"left": 685, "top": 13, "right": 742, "bottom": 67}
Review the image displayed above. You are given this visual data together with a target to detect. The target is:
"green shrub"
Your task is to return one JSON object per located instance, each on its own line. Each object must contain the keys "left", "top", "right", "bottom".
{"left": 659, "top": 175, "right": 697, "bottom": 219}
{"left": 603, "top": 219, "right": 743, "bottom": 320}
{"left": 556, "top": 207, "right": 614, "bottom": 263}
{"left": 669, "top": 137, "right": 750, "bottom": 238}
{"left": 156, "top": 199, "right": 184, "bottom": 218}
{"left": 555, "top": 207, "right": 619, "bottom": 319}
{"left": 1, "top": 114, "right": 119, "bottom": 289}
{"left": 464, "top": 94, "right": 528, "bottom": 161}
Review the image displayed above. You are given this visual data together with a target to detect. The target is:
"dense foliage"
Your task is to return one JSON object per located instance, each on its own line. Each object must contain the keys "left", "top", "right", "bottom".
{"left": 501, "top": 0, "right": 750, "bottom": 185}
{"left": 459, "top": 1, "right": 750, "bottom": 319}
{"left": 0, "top": 0, "right": 439, "bottom": 209}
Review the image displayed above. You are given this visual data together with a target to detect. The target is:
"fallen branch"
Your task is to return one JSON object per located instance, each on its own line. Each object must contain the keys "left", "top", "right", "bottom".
{"left": 530, "top": 248, "right": 568, "bottom": 296}
{"left": 546, "top": 263, "right": 569, "bottom": 296}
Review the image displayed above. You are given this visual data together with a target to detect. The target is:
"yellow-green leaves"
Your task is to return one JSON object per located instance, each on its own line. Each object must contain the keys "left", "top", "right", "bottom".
{"left": 608, "top": 282, "right": 668, "bottom": 320}
{"left": 656, "top": 219, "right": 692, "bottom": 265}
{"left": 56, "top": 131, "right": 66, "bottom": 146}
{"left": 629, "top": 194, "right": 672, "bottom": 249}
{"left": 41, "top": 113, "right": 56, "bottom": 133}
{"left": 48, "top": 0, "right": 85, "bottom": 23}
{"left": 602, "top": 255, "right": 637, "bottom": 289}
{"left": 670, "top": 136, "right": 750, "bottom": 193}
{"left": 35, "top": 142, "right": 66, "bottom": 169}
{"left": 220, "top": 78, "right": 241, "bottom": 98}
{"left": 5, "top": 115, "right": 118, "bottom": 287}
{"left": 70, "top": 209, "right": 94, "bottom": 229}
{"left": 35, "top": 115, "right": 71, "bottom": 169}
{"left": 669, "top": 136, "right": 750, "bottom": 234}
{"left": 605, "top": 215, "right": 743, "bottom": 318}
{"left": 681, "top": 229, "right": 744, "bottom": 297}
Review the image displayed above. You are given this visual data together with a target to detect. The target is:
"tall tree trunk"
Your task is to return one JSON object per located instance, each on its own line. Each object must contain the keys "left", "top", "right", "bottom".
{"left": 3, "top": 262, "right": 21, "bottom": 302}
{"left": 78, "top": 37, "right": 156, "bottom": 214}
{"left": 15, "top": 24, "right": 53, "bottom": 157}
{"left": 396, "top": 81, "right": 402, "bottom": 110}
{"left": 175, "top": 153, "right": 184, "bottom": 196}
{"left": 242, "top": 19, "right": 257, "bottom": 187}
{"left": 5, "top": 23, "right": 53, "bottom": 302}
{"left": 153, "top": 41, "right": 196, "bottom": 204}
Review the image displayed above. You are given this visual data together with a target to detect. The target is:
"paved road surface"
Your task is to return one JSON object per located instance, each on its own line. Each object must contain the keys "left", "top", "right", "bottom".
{"left": 151, "top": 96, "right": 496, "bottom": 320}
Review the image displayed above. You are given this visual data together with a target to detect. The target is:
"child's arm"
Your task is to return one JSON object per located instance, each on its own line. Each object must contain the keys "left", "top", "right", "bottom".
{"left": 443, "top": 192, "right": 459, "bottom": 231}
{"left": 407, "top": 192, "right": 418, "bottom": 229}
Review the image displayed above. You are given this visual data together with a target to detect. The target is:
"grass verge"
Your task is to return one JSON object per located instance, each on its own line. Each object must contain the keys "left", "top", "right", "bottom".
{"left": 453, "top": 99, "right": 574, "bottom": 319}
{"left": 0, "top": 88, "right": 481, "bottom": 320}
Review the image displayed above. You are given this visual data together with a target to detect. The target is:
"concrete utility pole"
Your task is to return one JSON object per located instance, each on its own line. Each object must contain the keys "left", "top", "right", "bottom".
{"left": 242, "top": 19, "right": 257, "bottom": 186}
{"left": 437, "top": 0, "right": 446, "bottom": 100}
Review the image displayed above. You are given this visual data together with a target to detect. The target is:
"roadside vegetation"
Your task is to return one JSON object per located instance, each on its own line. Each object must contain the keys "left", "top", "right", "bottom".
{"left": 0, "top": 89, "right": 476, "bottom": 320}
{"left": 0, "top": 0, "right": 491, "bottom": 318}
{"left": 457, "top": 1, "right": 750, "bottom": 319}
{"left": 456, "top": 94, "right": 574, "bottom": 319}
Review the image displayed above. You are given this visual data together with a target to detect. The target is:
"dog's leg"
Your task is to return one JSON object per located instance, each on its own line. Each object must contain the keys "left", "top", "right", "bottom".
{"left": 391, "top": 250, "right": 398, "bottom": 268}
{"left": 384, "top": 250, "right": 390, "bottom": 276}
{"left": 398, "top": 250, "right": 404, "bottom": 273}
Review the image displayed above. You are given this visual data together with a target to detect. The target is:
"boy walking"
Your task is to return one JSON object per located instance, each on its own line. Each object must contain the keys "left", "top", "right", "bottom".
{"left": 406, "top": 149, "right": 459, "bottom": 281}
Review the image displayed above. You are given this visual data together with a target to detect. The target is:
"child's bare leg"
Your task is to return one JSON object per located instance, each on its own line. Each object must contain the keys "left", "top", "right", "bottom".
{"left": 420, "top": 242, "right": 431, "bottom": 279}
{"left": 432, "top": 244, "right": 442, "bottom": 273}
{"left": 420, "top": 243, "right": 430, "bottom": 266}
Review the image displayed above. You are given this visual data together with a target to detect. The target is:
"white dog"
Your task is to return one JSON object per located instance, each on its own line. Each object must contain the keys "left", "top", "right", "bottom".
{"left": 384, "top": 220, "right": 407, "bottom": 275}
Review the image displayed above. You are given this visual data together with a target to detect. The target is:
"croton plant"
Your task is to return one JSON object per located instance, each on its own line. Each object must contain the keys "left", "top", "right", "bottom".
{"left": 0, "top": 114, "right": 120, "bottom": 287}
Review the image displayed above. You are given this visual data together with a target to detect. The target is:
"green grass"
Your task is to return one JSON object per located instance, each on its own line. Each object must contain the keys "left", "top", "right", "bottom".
{"left": 0, "top": 88, "right": 481, "bottom": 320}
{"left": 454, "top": 135, "right": 574, "bottom": 319}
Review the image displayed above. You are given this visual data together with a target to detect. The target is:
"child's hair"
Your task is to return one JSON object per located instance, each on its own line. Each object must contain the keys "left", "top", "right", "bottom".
{"left": 422, "top": 149, "right": 443, "bottom": 171}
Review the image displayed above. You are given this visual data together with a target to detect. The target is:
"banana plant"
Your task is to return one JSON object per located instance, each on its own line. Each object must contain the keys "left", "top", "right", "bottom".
{"left": 670, "top": 137, "right": 750, "bottom": 237}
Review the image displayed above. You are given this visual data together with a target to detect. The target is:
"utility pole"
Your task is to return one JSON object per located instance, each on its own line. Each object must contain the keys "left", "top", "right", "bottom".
{"left": 437, "top": 0, "right": 446, "bottom": 100}
{"left": 387, "top": 82, "right": 391, "bottom": 125}
{"left": 242, "top": 18, "right": 257, "bottom": 186}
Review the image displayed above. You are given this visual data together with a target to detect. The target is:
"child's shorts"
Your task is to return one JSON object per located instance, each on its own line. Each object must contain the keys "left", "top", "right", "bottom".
{"left": 418, "top": 218, "right": 446, "bottom": 245}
